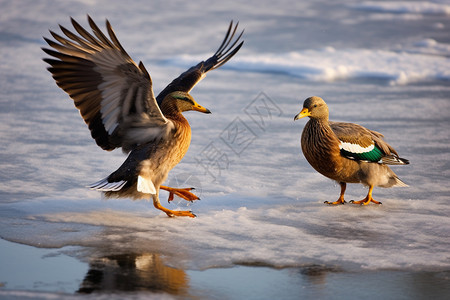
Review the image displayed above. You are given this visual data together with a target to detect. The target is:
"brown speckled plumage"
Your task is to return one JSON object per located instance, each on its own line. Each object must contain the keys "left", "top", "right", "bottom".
{"left": 295, "top": 96, "right": 409, "bottom": 205}
{"left": 43, "top": 16, "right": 243, "bottom": 217}
{"left": 104, "top": 96, "right": 193, "bottom": 200}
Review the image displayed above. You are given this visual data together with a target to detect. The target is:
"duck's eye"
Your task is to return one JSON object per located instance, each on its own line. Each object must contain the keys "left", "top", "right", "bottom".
{"left": 313, "top": 104, "right": 317, "bottom": 108}
{"left": 174, "top": 95, "right": 190, "bottom": 101}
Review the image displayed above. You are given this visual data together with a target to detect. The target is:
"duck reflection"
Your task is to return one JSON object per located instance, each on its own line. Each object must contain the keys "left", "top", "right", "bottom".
{"left": 78, "top": 253, "right": 189, "bottom": 295}
{"left": 300, "top": 264, "right": 342, "bottom": 285}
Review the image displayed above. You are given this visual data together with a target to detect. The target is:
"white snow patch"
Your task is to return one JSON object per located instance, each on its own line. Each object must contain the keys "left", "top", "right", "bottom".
{"left": 169, "top": 45, "right": 450, "bottom": 85}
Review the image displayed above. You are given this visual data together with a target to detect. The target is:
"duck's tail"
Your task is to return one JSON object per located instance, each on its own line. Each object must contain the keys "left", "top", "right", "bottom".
{"left": 381, "top": 155, "right": 409, "bottom": 165}
{"left": 392, "top": 175, "right": 409, "bottom": 187}
{"left": 87, "top": 177, "right": 127, "bottom": 192}
{"left": 87, "top": 174, "right": 156, "bottom": 200}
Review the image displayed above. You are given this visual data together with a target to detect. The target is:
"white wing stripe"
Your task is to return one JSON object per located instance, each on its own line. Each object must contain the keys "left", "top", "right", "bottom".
{"left": 339, "top": 141, "right": 374, "bottom": 154}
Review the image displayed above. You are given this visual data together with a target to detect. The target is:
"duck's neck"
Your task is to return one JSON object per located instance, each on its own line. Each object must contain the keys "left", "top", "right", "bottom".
{"left": 160, "top": 100, "right": 189, "bottom": 125}
{"left": 303, "top": 117, "right": 337, "bottom": 148}
{"left": 308, "top": 117, "right": 330, "bottom": 132}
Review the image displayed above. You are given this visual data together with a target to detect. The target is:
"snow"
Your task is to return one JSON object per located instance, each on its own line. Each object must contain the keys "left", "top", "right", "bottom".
{"left": 1, "top": 196, "right": 449, "bottom": 272}
{"left": 170, "top": 46, "right": 450, "bottom": 85}
{"left": 352, "top": 1, "right": 450, "bottom": 16}
{"left": 0, "top": 0, "right": 450, "bottom": 297}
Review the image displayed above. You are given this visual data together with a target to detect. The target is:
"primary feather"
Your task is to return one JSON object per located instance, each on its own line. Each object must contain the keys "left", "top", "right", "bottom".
{"left": 43, "top": 16, "right": 168, "bottom": 153}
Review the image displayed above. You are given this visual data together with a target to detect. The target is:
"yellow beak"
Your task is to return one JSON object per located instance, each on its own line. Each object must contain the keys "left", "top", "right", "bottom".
{"left": 294, "top": 107, "right": 310, "bottom": 121}
{"left": 193, "top": 103, "right": 211, "bottom": 114}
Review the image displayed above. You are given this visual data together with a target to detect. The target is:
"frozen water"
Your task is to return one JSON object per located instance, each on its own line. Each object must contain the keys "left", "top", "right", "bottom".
{"left": 1, "top": 0, "right": 450, "bottom": 297}
{"left": 171, "top": 46, "right": 450, "bottom": 84}
{"left": 0, "top": 238, "right": 87, "bottom": 293}
{"left": 352, "top": 1, "right": 450, "bottom": 16}
{"left": 1, "top": 195, "right": 449, "bottom": 272}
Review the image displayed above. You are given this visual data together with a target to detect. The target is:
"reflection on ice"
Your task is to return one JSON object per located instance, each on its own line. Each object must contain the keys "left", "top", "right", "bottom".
{"left": 78, "top": 253, "right": 188, "bottom": 295}
{"left": 1, "top": 196, "right": 449, "bottom": 273}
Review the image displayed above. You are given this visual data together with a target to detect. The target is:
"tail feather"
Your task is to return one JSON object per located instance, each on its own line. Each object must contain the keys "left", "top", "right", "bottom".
{"left": 88, "top": 178, "right": 127, "bottom": 192}
{"left": 392, "top": 176, "right": 408, "bottom": 187}
{"left": 382, "top": 155, "right": 409, "bottom": 165}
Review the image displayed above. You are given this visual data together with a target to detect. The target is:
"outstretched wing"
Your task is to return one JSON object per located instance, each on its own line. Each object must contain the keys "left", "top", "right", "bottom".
{"left": 43, "top": 16, "right": 171, "bottom": 153}
{"left": 156, "top": 21, "right": 244, "bottom": 105}
{"left": 330, "top": 122, "right": 408, "bottom": 165}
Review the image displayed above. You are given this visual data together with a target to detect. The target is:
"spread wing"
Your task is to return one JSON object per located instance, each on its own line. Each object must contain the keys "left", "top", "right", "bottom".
{"left": 330, "top": 122, "right": 408, "bottom": 165}
{"left": 43, "top": 16, "right": 171, "bottom": 153}
{"left": 156, "top": 21, "right": 244, "bottom": 105}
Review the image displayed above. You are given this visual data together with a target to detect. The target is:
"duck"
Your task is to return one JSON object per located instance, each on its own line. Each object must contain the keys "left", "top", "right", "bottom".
{"left": 294, "top": 96, "right": 409, "bottom": 205}
{"left": 42, "top": 16, "right": 243, "bottom": 217}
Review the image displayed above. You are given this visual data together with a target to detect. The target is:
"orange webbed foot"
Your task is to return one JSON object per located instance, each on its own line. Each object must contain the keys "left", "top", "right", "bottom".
{"left": 324, "top": 200, "right": 347, "bottom": 205}
{"left": 324, "top": 195, "right": 346, "bottom": 205}
{"left": 154, "top": 201, "right": 196, "bottom": 218}
{"left": 349, "top": 196, "right": 382, "bottom": 205}
{"left": 164, "top": 209, "right": 197, "bottom": 218}
{"left": 152, "top": 194, "right": 197, "bottom": 218}
{"left": 349, "top": 186, "right": 381, "bottom": 205}
{"left": 160, "top": 186, "right": 200, "bottom": 203}
{"left": 325, "top": 182, "right": 347, "bottom": 205}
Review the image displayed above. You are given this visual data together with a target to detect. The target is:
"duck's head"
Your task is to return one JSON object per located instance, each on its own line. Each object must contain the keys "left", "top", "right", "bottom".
{"left": 294, "top": 96, "right": 329, "bottom": 121}
{"left": 165, "top": 91, "right": 211, "bottom": 114}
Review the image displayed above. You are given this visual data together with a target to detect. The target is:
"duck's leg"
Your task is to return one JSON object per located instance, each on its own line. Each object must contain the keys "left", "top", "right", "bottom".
{"left": 160, "top": 185, "right": 199, "bottom": 202}
{"left": 325, "top": 182, "right": 347, "bottom": 205}
{"left": 350, "top": 185, "right": 382, "bottom": 205}
{"left": 151, "top": 191, "right": 196, "bottom": 218}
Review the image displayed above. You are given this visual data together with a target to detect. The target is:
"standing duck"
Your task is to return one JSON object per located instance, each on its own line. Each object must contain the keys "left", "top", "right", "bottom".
{"left": 43, "top": 16, "right": 243, "bottom": 217}
{"left": 294, "top": 96, "right": 409, "bottom": 205}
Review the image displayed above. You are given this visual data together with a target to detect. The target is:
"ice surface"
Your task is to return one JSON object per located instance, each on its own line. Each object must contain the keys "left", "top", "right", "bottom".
{"left": 1, "top": 196, "right": 449, "bottom": 272}
{"left": 170, "top": 45, "right": 450, "bottom": 85}
{"left": 352, "top": 1, "right": 450, "bottom": 15}
{"left": 0, "top": 238, "right": 87, "bottom": 293}
{"left": 0, "top": 0, "right": 450, "bottom": 297}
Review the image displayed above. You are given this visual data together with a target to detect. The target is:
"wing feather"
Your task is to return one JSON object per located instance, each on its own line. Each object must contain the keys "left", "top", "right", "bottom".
{"left": 156, "top": 21, "right": 244, "bottom": 105}
{"left": 43, "top": 16, "right": 169, "bottom": 152}
{"left": 59, "top": 25, "right": 103, "bottom": 52}
{"left": 87, "top": 16, "right": 116, "bottom": 49}
{"left": 330, "top": 122, "right": 409, "bottom": 165}
{"left": 71, "top": 17, "right": 105, "bottom": 48}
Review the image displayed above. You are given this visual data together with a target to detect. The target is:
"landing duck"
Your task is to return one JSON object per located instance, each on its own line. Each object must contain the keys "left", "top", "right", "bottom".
{"left": 43, "top": 16, "right": 243, "bottom": 217}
